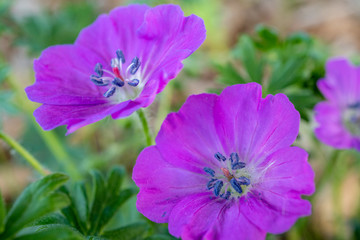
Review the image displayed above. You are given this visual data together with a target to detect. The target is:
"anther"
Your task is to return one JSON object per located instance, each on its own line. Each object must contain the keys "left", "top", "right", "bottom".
{"left": 129, "top": 57, "right": 141, "bottom": 75}
{"left": 128, "top": 79, "right": 140, "bottom": 87}
{"left": 90, "top": 75, "right": 108, "bottom": 86}
{"left": 206, "top": 179, "right": 217, "bottom": 190}
{"left": 116, "top": 50, "right": 125, "bottom": 64}
{"left": 213, "top": 180, "right": 223, "bottom": 197}
{"left": 112, "top": 78, "right": 124, "bottom": 87}
{"left": 230, "top": 153, "right": 239, "bottom": 164}
{"left": 94, "top": 63, "right": 103, "bottom": 77}
{"left": 214, "top": 152, "right": 226, "bottom": 162}
{"left": 204, "top": 167, "right": 215, "bottom": 177}
{"left": 103, "top": 86, "right": 116, "bottom": 98}
{"left": 237, "top": 176, "right": 250, "bottom": 186}
{"left": 232, "top": 162, "right": 246, "bottom": 170}
{"left": 221, "top": 191, "right": 231, "bottom": 200}
{"left": 230, "top": 178, "right": 243, "bottom": 194}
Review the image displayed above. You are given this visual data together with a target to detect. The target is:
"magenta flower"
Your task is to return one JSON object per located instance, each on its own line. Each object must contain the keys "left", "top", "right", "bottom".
{"left": 315, "top": 58, "right": 360, "bottom": 150}
{"left": 25, "top": 4, "right": 206, "bottom": 134}
{"left": 133, "top": 83, "right": 315, "bottom": 239}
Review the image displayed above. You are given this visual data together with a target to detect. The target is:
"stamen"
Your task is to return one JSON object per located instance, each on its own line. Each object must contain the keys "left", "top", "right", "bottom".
{"left": 206, "top": 179, "right": 217, "bottom": 190}
{"left": 232, "top": 162, "right": 246, "bottom": 170}
{"left": 214, "top": 152, "right": 226, "bottom": 162}
{"left": 204, "top": 167, "right": 215, "bottom": 177}
{"left": 230, "top": 152, "right": 239, "bottom": 164}
{"left": 237, "top": 176, "right": 250, "bottom": 186}
{"left": 116, "top": 50, "right": 125, "bottom": 64}
{"left": 112, "top": 78, "right": 125, "bottom": 87}
{"left": 129, "top": 57, "right": 141, "bottom": 75}
{"left": 220, "top": 191, "right": 231, "bottom": 200}
{"left": 230, "top": 178, "right": 243, "bottom": 194}
{"left": 213, "top": 180, "right": 223, "bottom": 197}
{"left": 90, "top": 75, "right": 108, "bottom": 86}
{"left": 103, "top": 86, "right": 116, "bottom": 98}
{"left": 94, "top": 63, "right": 103, "bottom": 77}
{"left": 128, "top": 79, "right": 140, "bottom": 87}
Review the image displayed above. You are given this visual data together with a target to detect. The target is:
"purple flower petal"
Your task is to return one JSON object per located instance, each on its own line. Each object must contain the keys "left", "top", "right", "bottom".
{"left": 242, "top": 147, "right": 314, "bottom": 234}
{"left": 133, "top": 146, "right": 208, "bottom": 223}
{"left": 156, "top": 93, "right": 224, "bottom": 174}
{"left": 314, "top": 102, "right": 354, "bottom": 149}
{"left": 214, "top": 82, "right": 300, "bottom": 164}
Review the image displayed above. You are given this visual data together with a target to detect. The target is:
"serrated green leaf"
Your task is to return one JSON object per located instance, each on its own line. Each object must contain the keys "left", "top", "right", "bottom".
{"left": 0, "top": 190, "right": 6, "bottom": 234}
{"left": 215, "top": 62, "right": 247, "bottom": 85}
{"left": 32, "top": 213, "right": 69, "bottom": 226}
{"left": 233, "top": 35, "right": 264, "bottom": 83}
{"left": 88, "top": 170, "right": 106, "bottom": 235}
{"left": 254, "top": 24, "right": 279, "bottom": 50}
{"left": 267, "top": 57, "right": 305, "bottom": 92}
{"left": 14, "top": 224, "right": 85, "bottom": 240}
{"left": 0, "top": 173, "right": 70, "bottom": 239}
{"left": 144, "top": 234, "right": 176, "bottom": 240}
{"left": 102, "top": 223, "right": 149, "bottom": 240}
{"left": 106, "top": 166, "right": 125, "bottom": 197}
{"left": 98, "top": 188, "right": 137, "bottom": 233}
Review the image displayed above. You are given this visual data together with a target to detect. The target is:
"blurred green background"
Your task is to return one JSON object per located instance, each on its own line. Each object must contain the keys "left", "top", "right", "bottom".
{"left": 0, "top": 0, "right": 360, "bottom": 239}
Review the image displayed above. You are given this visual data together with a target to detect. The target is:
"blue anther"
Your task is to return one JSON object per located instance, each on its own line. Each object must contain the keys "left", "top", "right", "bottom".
{"left": 206, "top": 179, "right": 217, "bottom": 190}
{"left": 230, "top": 178, "right": 243, "bottom": 194}
{"left": 204, "top": 167, "right": 215, "bottom": 177}
{"left": 128, "top": 79, "right": 140, "bottom": 87}
{"left": 94, "top": 63, "right": 103, "bottom": 77}
{"left": 237, "top": 176, "right": 251, "bottom": 186}
{"left": 103, "top": 86, "right": 116, "bottom": 98}
{"left": 214, "top": 152, "right": 226, "bottom": 162}
{"left": 232, "top": 162, "right": 246, "bottom": 170}
{"left": 129, "top": 57, "right": 141, "bottom": 75}
{"left": 230, "top": 153, "right": 239, "bottom": 164}
{"left": 116, "top": 50, "right": 125, "bottom": 64}
{"left": 112, "top": 78, "right": 124, "bottom": 87}
{"left": 90, "top": 75, "right": 108, "bottom": 86}
{"left": 213, "top": 180, "right": 223, "bottom": 197}
{"left": 221, "top": 191, "right": 231, "bottom": 200}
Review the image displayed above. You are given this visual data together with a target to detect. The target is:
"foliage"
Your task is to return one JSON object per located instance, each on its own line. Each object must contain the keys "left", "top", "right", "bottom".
{"left": 216, "top": 25, "right": 329, "bottom": 120}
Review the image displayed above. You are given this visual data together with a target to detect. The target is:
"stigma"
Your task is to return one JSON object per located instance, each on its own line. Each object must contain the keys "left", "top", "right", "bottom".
{"left": 204, "top": 152, "right": 250, "bottom": 200}
{"left": 90, "top": 50, "right": 142, "bottom": 98}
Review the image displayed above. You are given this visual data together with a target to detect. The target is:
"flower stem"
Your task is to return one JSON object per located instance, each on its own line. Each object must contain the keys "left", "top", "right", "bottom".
{"left": 0, "top": 131, "right": 48, "bottom": 176}
{"left": 137, "top": 109, "right": 153, "bottom": 146}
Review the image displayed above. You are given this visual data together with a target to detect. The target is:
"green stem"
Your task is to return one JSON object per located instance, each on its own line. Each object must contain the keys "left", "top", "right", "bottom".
{"left": 0, "top": 131, "right": 48, "bottom": 176}
{"left": 137, "top": 109, "right": 153, "bottom": 146}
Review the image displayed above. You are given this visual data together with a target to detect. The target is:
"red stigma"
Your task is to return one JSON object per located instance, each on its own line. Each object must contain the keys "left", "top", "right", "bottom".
{"left": 112, "top": 67, "right": 124, "bottom": 81}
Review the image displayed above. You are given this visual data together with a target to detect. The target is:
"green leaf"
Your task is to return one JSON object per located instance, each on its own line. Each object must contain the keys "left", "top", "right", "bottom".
{"left": 102, "top": 223, "right": 149, "bottom": 240}
{"left": 88, "top": 170, "right": 106, "bottom": 235}
{"left": 233, "top": 35, "right": 264, "bottom": 83}
{"left": 267, "top": 57, "right": 305, "bottom": 92}
{"left": 106, "top": 166, "right": 125, "bottom": 197}
{"left": 14, "top": 224, "right": 85, "bottom": 240}
{"left": 144, "top": 234, "right": 176, "bottom": 240}
{"left": 215, "top": 62, "right": 247, "bottom": 85}
{"left": 98, "top": 188, "right": 137, "bottom": 233}
{"left": 0, "top": 190, "right": 6, "bottom": 234}
{"left": 32, "top": 213, "right": 69, "bottom": 226}
{"left": 254, "top": 24, "right": 279, "bottom": 50}
{"left": 0, "top": 173, "right": 70, "bottom": 239}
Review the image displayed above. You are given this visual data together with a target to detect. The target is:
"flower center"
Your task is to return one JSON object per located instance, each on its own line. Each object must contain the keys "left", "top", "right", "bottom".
{"left": 343, "top": 102, "right": 360, "bottom": 136}
{"left": 90, "top": 50, "right": 142, "bottom": 100}
{"left": 204, "top": 152, "right": 250, "bottom": 200}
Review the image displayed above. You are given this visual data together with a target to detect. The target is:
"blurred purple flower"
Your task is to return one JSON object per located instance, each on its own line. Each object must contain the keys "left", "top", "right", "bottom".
{"left": 25, "top": 4, "right": 206, "bottom": 134}
{"left": 133, "top": 83, "right": 315, "bottom": 239}
{"left": 315, "top": 58, "right": 360, "bottom": 150}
